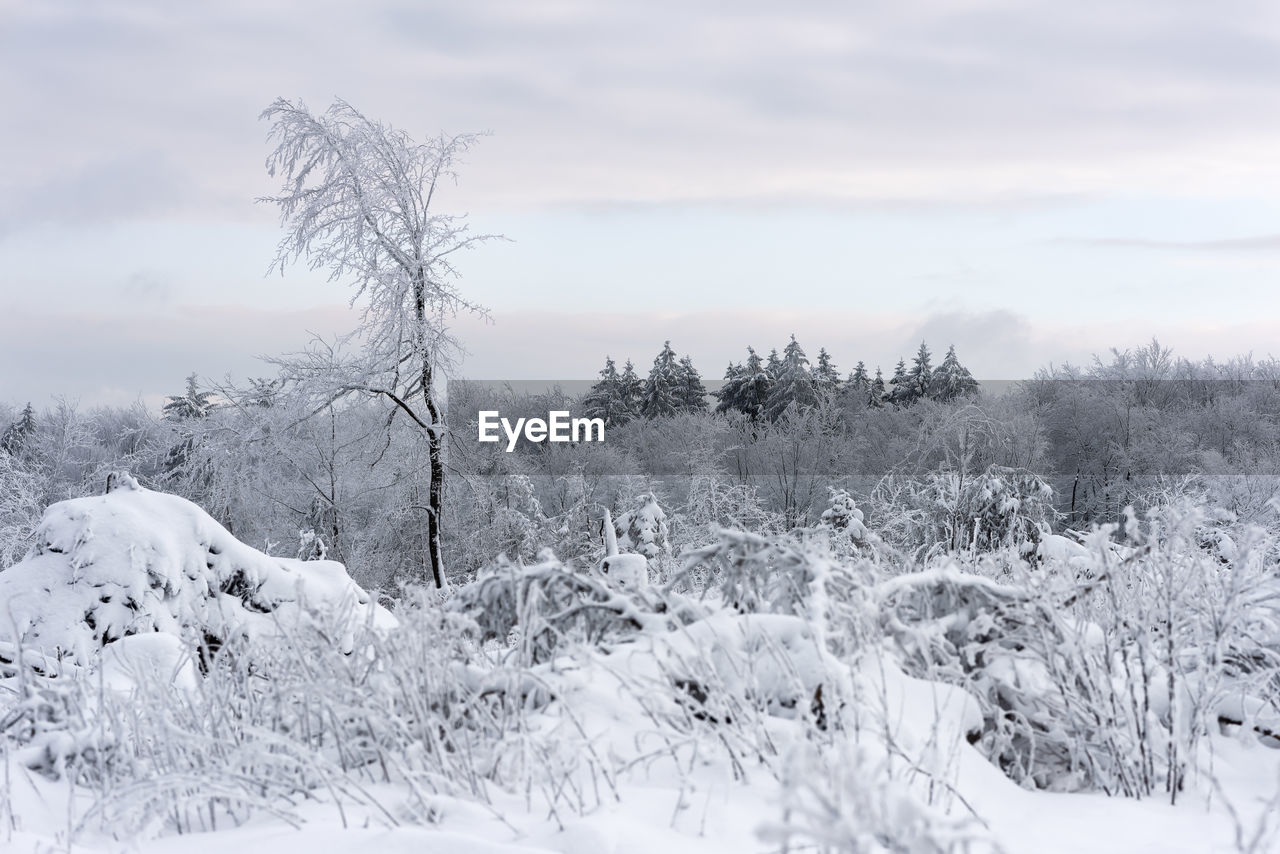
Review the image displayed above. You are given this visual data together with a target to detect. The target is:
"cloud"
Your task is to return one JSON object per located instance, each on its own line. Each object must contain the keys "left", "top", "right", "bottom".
{"left": 1057, "top": 234, "right": 1280, "bottom": 252}
{"left": 0, "top": 152, "right": 197, "bottom": 237}
{"left": 5, "top": 0, "right": 1280, "bottom": 218}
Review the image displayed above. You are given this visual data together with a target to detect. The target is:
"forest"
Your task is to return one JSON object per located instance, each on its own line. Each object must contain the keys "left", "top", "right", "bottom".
{"left": 4, "top": 336, "right": 1276, "bottom": 590}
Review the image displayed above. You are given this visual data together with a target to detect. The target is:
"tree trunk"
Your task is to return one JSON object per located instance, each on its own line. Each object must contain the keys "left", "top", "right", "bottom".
{"left": 416, "top": 273, "right": 445, "bottom": 588}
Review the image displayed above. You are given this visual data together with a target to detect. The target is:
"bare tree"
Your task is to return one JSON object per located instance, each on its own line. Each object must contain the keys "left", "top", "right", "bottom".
{"left": 260, "top": 97, "right": 499, "bottom": 587}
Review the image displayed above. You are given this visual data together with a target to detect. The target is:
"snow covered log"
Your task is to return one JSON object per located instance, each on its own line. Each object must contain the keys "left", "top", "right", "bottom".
{"left": 0, "top": 473, "right": 393, "bottom": 667}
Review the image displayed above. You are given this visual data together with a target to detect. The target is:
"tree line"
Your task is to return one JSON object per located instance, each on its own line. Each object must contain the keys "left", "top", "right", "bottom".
{"left": 581, "top": 336, "right": 979, "bottom": 426}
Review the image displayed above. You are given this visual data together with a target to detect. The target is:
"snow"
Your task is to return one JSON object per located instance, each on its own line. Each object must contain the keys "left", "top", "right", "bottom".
{"left": 0, "top": 473, "right": 393, "bottom": 667}
{"left": 598, "top": 553, "right": 650, "bottom": 591}
{"left": 4, "top": 485, "right": 1280, "bottom": 854}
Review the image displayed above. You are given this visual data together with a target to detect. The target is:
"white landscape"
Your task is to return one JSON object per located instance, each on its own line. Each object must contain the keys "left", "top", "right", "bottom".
{"left": 3, "top": 460, "right": 1280, "bottom": 854}
{"left": 6, "top": 2, "right": 1280, "bottom": 852}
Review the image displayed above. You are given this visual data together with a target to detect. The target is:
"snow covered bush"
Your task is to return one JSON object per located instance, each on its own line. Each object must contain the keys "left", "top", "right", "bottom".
{"left": 615, "top": 491, "right": 670, "bottom": 559}
{"left": 762, "top": 742, "right": 990, "bottom": 854}
{"left": 0, "top": 473, "right": 391, "bottom": 666}
{"left": 870, "top": 465, "right": 1055, "bottom": 557}
{"left": 876, "top": 502, "right": 1280, "bottom": 800}
{"left": 679, "top": 528, "right": 823, "bottom": 615}
{"left": 0, "top": 450, "right": 41, "bottom": 567}
{"left": 449, "top": 553, "right": 688, "bottom": 665}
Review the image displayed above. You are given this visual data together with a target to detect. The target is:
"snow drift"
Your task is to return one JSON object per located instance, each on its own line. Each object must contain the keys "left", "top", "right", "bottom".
{"left": 0, "top": 473, "right": 392, "bottom": 667}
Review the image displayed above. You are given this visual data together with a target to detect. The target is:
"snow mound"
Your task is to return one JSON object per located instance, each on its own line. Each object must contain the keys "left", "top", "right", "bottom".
{"left": 100, "top": 632, "right": 199, "bottom": 694}
{"left": 598, "top": 552, "right": 650, "bottom": 590}
{"left": 0, "top": 474, "right": 393, "bottom": 666}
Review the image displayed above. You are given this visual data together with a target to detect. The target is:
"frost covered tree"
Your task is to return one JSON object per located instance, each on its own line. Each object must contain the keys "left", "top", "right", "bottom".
{"left": 715, "top": 360, "right": 745, "bottom": 414}
{"left": 868, "top": 366, "right": 886, "bottom": 408}
{"left": 1, "top": 402, "right": 36, "bottom": 456}
{"left": 930, "top": 344, "right": 980, "bottom": 402}
{"left": 676, "top": 355, "right": 708, "bottom": 413}
{"left": 766, "top": 347, "right": 783, "bottom": 380}
{"left": 163, "top": 374, "right": 215, "bottom": 421}
{"left": 737, "top": 347, "right": 773, "bottom": 419}
{"left": 905, "top": 341, "right": 934, "bottom": 404}
{"left": 715, "top": 347, "right": 772, "bottom": 421}
{"left": 583, "top": 356, "right": 629, "bottom": 426}
{"left": 847, "top": 361, "right": 870, "bottom": 393}
{"left": 814, "top": 347, "right": 841, "bottom": 398}
{"left": 765, "top": 335, "right": 819, "bottom": 421}
{"left": 259, "top": 97, "right": 499, "bottom": 587}
{"left": 618, "top": 359, "right": 644, "bottom": 421}
{"left": 885, "top": 359, "right": 909, "bottom": 407}
{"left": 641, "top": 341, "right": 680, "bottom": 418}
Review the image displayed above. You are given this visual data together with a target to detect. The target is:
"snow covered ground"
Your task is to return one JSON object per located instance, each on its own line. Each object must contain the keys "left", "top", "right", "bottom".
{"left": 3, "top": 483, "right": 1280, "bottom": 853}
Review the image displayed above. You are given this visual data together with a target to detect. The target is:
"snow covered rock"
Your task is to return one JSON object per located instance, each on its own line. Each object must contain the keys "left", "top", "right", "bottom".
{"left": 0, "top": 473, "right": 393, "bottom": 666}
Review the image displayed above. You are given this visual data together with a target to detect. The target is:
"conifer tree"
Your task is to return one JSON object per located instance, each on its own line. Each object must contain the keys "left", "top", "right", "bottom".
{"left": 0, "top": 403, "right": 36, "bottom": 456}
{"left": 163, "top": 373, "right": 215, "bottom": 421}
{"left": 766, "top": 347, "right": 782, "bottom": 380}
{"left": 869, "top": 366, "right": 886, "bottom": 408}
{"left": 929, "top": 344, "right": 980, "bottom": 402}
{"left": 814, "top": 347, "right": 841, "bottom": 397}
{"left": 848, "top": 361, "right": 870, "bottom": 392}
{"left": 618, "top": 359, "right": 644, "bottom": 421}
{"left": 641, "top": 341, "right": 680, "bottom": 418}
{"left": 905, "top": 341, "right": 934, "bottom": 404}
{"left": 714, "top": 361, "right": 746, "bottom": 415}
{"left": 583, "top": 356, "right": 627, "bottom": 425}
{"left": 736, "top": 347, "right": 774, "bottom": 420}
{"left": 765, "top": 335, "right": 819, "bottom": 421}
{"left": 885, "top": 359, "right": 908, "bottom": 406}
{"left": 676, "top": 355, "right": 708, "bottom": 412}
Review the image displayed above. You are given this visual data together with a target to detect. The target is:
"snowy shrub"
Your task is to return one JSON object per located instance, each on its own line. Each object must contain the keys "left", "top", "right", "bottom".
{"left": 819, "top": 486, "right": 875, "bottom": 560}
{"left": 0, "top": 474, "right": 392, "bottom": 665}
{"left": 678, "top": 527, "right": 847, "bottom": 616}
{"left": 0, "top": 451, "right": 41, "bottom": 567}
{"left": 876, "top": 502, "right": 1280, "bottom": 800}
{"left": 615, "top": 492, "right": 669, "bottom": 559}
{"left": 870, "top": 465, "right": 1055, "bottom": 557}
{"left": 448, "top": 554, "right": 682, "bottom": 665}
{"left": 761, "top": 742, "right": 990, "bottom": 854}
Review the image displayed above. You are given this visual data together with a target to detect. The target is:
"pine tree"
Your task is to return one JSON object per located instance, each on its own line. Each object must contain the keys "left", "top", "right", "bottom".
{"left": 163, "top": 373, "right": 215, "bottom": 421}
{"left": 765, "top": 347, "right": 782, "bottom": 380}
{"left": 583, "top": 356, "right": 628, "bottom": 426}
{"left": 641, "top": 341, "right": 680, "bottom": 418}
{"left": 848, "top": 361, "right": 870, "bottom": 391}
{"left": 905, "top": 341, "right": 933, "bottom": 404}
{"left": 729, "top": 347, "right": 774, "bottom": 420}
{"left": 676, "top": 355, "right": 708, "bottom": 412}
{"left": 714, "top": 361, "right": 746, "bottom": 415}
{"left": 929, "top": 344, "right": 980, "bottom": 402}
{"left": 765, "top": 335, "right": 819, "bottom": 421}
{"left": 814, "top": 347, "right": 841, "bottom": 398}
{"left": 865, "top": 368, "right": 885, "bottom": 407}
{"left": 885, "top": 359, "right": 908, "bottom": 406}
{"left": 618, "top": 360, "right": 644, "bottom": 421}
{"left": 869, "top": 366, "right": 886, "bottom": 408}
{"left": 0, "top": 403, "right": 36, "bottom": 456}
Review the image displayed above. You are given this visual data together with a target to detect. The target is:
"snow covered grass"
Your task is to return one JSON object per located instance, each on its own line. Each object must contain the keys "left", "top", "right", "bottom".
{"left": 4, "top": 483, "right": 1280, "bottom": 852}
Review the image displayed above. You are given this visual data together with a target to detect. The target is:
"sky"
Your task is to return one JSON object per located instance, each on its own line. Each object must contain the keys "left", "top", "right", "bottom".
{"left": 3, "top": 0, "right": 1280, "bottom": 407}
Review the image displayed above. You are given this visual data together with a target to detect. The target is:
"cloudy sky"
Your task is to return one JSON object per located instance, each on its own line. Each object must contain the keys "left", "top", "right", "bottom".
{"left": 3, "top": 0, "right": 1280, "bottom": 406}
